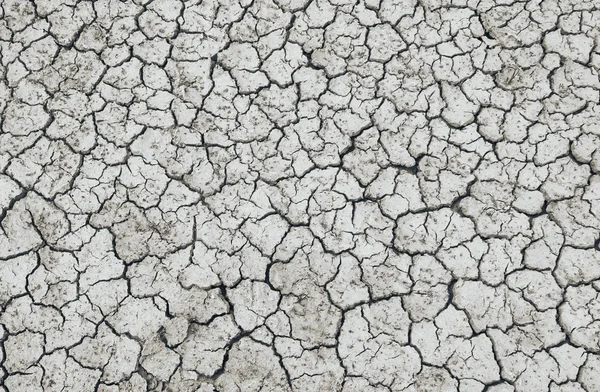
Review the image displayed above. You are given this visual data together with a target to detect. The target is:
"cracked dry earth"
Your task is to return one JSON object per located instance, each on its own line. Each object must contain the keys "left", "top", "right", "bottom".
{"left": 3, "top": 0, "right": 600, "bottom": 392}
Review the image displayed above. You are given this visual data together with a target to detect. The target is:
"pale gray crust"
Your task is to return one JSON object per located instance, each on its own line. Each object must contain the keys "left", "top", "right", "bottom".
{"left": 1, "top": 0, "right": 600, "bottom": 391}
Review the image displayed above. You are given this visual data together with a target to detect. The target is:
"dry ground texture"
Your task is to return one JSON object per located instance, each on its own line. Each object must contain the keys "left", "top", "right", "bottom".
{"left": 1, "top": 0, "right": 600, "bottom": 391}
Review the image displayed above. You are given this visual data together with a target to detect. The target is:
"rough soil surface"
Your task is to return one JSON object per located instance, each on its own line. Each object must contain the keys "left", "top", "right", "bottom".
{"left": 1, "top": 0, "right": 600, "bottom": 391}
